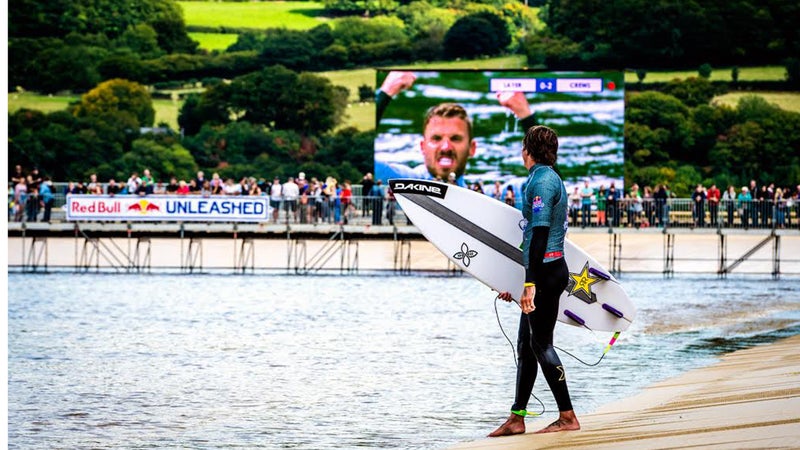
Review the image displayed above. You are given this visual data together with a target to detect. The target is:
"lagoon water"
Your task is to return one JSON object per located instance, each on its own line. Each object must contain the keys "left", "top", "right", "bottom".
{"left": 8, "top": 273, "right": 800, "bottom": 449}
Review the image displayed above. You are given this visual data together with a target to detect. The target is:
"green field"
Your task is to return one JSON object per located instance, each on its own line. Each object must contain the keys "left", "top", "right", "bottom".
{"left": 713, "top": 91, "right": 800, "bottom": 113}
{"left": 625, "top": 66, "right": 787, "bottom": 83}
{"left": 188, "top": 32, "right": 239, "bottom": 51}
{"left": 178, "top": 1, "right": 326, "bottom": 30}
{"left": 8, "top": 92, "right": 182, "bottom": 129}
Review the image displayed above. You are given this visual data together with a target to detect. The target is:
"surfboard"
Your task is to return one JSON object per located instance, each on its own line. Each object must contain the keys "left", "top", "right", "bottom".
{"left": 389, "top": 178, "right": 636, "bottom": 332}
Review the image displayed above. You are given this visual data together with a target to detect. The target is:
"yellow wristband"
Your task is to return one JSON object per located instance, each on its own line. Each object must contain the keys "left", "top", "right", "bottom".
{"left": 524, "top": 282, "right": 535, "bottom": 287}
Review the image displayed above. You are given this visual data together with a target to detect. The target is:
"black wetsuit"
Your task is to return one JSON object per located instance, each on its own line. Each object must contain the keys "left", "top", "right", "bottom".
{"left": 513, "top": 164, "right": 572, "bottom": 413}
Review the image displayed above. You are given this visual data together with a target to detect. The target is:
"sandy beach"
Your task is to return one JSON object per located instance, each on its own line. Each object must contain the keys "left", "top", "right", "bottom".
{"left": 450, "top": 334, "right": 800, "bottom": 449}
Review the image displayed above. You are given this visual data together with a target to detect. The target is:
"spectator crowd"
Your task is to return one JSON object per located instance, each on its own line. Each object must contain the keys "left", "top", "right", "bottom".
{"left": 9, "top": 164, "right": 800, "bottom": 230}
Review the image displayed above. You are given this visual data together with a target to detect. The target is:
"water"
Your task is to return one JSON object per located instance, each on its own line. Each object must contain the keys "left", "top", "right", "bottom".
{"left": 8, "top": 273, "right": 800, "bottom": 449}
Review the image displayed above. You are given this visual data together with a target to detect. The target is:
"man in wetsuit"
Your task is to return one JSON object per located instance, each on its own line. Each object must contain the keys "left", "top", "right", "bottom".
{"left": 491, "top": 125, "right": 579, "bottom": 437}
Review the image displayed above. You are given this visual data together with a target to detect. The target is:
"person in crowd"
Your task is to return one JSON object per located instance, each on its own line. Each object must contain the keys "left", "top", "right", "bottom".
{"left": 738, "top": 186, "right": 752, "bottom": 229}
{"left": 722, "top": 185, "right": 737, "bottom": 227}
{"left": 39, "top": 178, "right": 54, "bottom": 222}
{"left": 370, "top": 180, "right": 384, "bottom": 225}
{"left": 248, "top": 177, "right": 261, "bottom": 196}
{"left": 596, "top": 185, "right": 607, "bottom": 226}
{"left": 270, "top": 177, "right": 282, "bottom": 223}
{"left": 386, "top": 185, "right": 396, "bottom": 226}
{"left": 580, "top": 181, "right": 593, "bottom": 228}
{"left": 504, "top": 185, "right": 516, "bottom": 208}
{"left": 492, "top": 125, "right": 578, "bottom": 437}
{"left": 283, "top": 177, "right": 300, "bottom": 223}
{"left": 127, "top": 172, "right": 141, "bottom": 195}
{"left": 774, "top": 188, "right": 787, "bottom": 228}
{"left": 758, "top": 184, "right": 771, "bottom": 228}
{"left": 654, "top": 184, "right": 668, "bottom": 227}
{"left": 224, "top": 178, "right": 241, "bottom": 196}
{"left": 188, "top": 179, "right": 199, "bottom": 194}
{"left": 642, "top": 186, "right": 654, "bottom": 227}
{"left": 210, "top": 172, "right": 223, "bottom": 191}
{"left": 86, "top": 173, "right": 103, "bottom": 194}
{"left": 361, "top": 172, "right": 374, "bottom": 218}
{"left": 341, "top": 180, "right": 355, "bottom": 225}
{"left": 141, "top": 169, "right": 155, "bottom": 195}
{"left": 201, "top": 180, "right": 213, "bottom": 197}
{"left": 569, "top": 186, "right": 581, "bottom": 227}
{"left": 25, "top": 186, "right": 40, "bottom": 222}
{"left": 707, "top": 184, "right": 721, "bottom": 227}
{"left": 13, "top": 177, "right": 28, "bottom": 222}
{"left": 492, "top": 181, "right": 503, "bottom": 202}
{"left": 607, "top": 183, "right": 620, "bottom": 227}
{"left": 10, "top": 165, "right": 26, "bottom": 187}
{"left": 692, "top": 184, "right": 706, "bottom": 228}
{"left": 106, "top": 178, "right": 121, "bottom": 196}
{"left": 194, "top": 171, "right": 206, "bottom": 193}
{"left": 176, "top": 180, "right": 190, "bottom": 195}
{"left": 165, "top": 177, "right": 179, "bottom": 195}
{"left": 748, "top": 180, "right": 759, "bottom": 227}
{"left": 27, "top": 167, "right": 43, "bottom": 192}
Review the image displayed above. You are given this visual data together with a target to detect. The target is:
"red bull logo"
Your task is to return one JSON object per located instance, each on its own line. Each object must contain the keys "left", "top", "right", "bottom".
{"left": 127, "top": 200, "right": 161, "bottom": 214}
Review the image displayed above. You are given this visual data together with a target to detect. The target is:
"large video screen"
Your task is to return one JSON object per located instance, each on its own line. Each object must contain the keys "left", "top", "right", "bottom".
{"left": 374, "top": 69, "right": 625, "bottom": 196}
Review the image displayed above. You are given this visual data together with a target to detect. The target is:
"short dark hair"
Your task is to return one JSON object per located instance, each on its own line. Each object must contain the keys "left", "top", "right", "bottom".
{"left": 523, "top": 125, "right": 559, "bottom": 166}
{"left": 423, "top": 103, "right": 473, "bottom": 141}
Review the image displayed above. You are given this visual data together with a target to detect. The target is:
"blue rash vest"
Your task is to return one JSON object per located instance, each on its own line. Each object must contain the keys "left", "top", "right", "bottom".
{"left": 521, "top": 164, "right": 568, "bottom": 271}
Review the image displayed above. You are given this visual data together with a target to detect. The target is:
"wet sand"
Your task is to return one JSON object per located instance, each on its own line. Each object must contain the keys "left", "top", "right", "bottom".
{"left": 450, "top": 334, "right": 800, "bottom": 449}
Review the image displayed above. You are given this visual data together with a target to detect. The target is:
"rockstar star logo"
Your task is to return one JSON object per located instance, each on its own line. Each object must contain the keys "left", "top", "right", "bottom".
{"left": 566, "top": 262, "right": 601, "bottom": 304}
{"left": 453, "top": 242, "right": 478, "bottom": 267}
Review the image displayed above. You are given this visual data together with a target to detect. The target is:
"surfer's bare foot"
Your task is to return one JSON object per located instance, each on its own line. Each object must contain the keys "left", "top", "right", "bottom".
{"left": 534, "top": 410, "right": 580, "bottom": 433}
{"left": 488, "top": 414, "right": 525, "bottom": 437}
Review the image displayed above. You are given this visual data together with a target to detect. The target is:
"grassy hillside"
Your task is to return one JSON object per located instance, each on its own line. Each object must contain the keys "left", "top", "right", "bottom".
{"left": 188, "top": 32, "right": 239, "bottom": 51}
{"left": 178, "top": 1, "right": 326, "bottom": 30}
{"left": 624, "top": 66, "right": 786, "bottom": 83}
{"left": 10, "top": 58, "right": 796, "bottom": 133}
{"left": 712, "top": 91, "right": 800, "bottom": 112}
{"left": 8, "top": 92, "right": 182, "bottom": 130}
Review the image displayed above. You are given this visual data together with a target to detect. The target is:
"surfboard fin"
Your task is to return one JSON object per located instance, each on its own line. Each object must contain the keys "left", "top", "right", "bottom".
{"left": 563, "top": 309, "right": 586, "bottom": 326}
{"left": 601, "top": 303, "right": 624, "bottom": 318}
{"left": 588, "top": 267, "right": 611, "bottom": 280}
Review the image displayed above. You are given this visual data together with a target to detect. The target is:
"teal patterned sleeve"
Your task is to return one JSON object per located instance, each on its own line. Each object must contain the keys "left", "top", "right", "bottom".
{"left": 527, "top": 170, "right": 561, "bottom": 228}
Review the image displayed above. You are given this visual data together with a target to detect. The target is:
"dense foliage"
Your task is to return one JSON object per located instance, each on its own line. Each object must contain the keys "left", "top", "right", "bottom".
{"left": 538, "top": 0, "right": 799, "bottom": 68}
{"left": 625, "top": 81, "right": 800, "bottom": 196}
{"left": 7, "top": 0, "right": 799, "bottom": 190}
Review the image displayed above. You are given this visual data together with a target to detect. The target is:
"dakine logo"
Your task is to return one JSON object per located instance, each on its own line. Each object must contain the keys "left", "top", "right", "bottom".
{"left": 389, "top": 179, "right": 448, "bottom": 199}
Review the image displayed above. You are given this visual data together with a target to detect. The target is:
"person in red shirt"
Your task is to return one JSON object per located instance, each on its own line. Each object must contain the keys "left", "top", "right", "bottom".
{"left": 707, "top": 184, "right": 721, "bottom": 227}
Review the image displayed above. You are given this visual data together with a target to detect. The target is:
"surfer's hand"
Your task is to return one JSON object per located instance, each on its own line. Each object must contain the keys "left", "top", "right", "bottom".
{"left": 496, "top": 91, "right": 532, "bottom": 119}
{"left": 520, "top": 285, "right": 536, "bottom": 314}
{"left": 497, "top": 292, "right": 513, "bottom": 302}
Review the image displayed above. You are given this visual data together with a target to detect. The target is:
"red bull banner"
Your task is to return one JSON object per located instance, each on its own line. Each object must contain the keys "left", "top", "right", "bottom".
{"left": 66, "top": 195, "right": 270, "bottom": 222}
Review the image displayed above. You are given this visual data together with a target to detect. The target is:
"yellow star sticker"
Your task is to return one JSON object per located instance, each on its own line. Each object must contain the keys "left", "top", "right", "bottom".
{"left": 569, "top": 262, "right": 601, "bottom": 298}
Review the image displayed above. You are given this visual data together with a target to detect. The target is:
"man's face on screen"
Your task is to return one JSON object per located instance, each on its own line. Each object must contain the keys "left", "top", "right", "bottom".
{"left": 420, "top": 116, "right": 476, "bottom": 180}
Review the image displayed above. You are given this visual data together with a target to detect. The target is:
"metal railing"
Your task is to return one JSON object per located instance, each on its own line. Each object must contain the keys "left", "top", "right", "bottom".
{"left": 8, "top": 187, "right": 800, "bottom": 231}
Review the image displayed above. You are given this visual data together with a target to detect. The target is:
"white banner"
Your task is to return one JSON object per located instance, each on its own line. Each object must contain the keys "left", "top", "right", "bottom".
{"left": 66, "top": 195, "right": 270, "bottom": 222}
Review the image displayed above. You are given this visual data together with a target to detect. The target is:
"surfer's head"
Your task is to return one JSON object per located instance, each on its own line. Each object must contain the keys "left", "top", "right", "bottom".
{"left": 522, "top": 125, "right": 559, "bottom": 166}
{"left": 420, "top": 103, "right": 477, "bottom": 181}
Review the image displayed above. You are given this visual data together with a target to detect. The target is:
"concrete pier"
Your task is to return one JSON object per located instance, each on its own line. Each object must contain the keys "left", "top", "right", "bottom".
{"left": 8, "top": 222, "right": 800, "bottom": 276}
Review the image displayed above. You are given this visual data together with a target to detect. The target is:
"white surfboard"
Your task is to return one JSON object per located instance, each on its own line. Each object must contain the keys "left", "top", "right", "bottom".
{"left": 390, "top": 179, "right": 636, "bottom": 332}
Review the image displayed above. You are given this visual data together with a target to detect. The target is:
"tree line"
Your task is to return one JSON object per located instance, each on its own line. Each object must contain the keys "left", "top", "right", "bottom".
{"left": 8, "top": 0, "right": 800, "bottom": 194}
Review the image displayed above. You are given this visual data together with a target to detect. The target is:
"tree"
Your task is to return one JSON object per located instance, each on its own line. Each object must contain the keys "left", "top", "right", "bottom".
{"left": 74, "top": 79, "right": 156, "bottom": 128}
{"left": 443, "top": 12, "right": 510, "bottom": 58}
{"left": 110, "top": 137, "right": 198, "bottom": 182}
{"left": 662, "top": 77, "right": 721, "bottom": 108}
{"left": 698, "top": 63, "right": 713, "bottom": 79}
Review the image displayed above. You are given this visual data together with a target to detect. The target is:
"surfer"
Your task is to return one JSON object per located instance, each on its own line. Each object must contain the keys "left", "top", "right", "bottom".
{"left": 376, "top": 71, "right": 537, "bottom": 186}
{"left": 490, "top": 125, "right": 580, "bottom": 437}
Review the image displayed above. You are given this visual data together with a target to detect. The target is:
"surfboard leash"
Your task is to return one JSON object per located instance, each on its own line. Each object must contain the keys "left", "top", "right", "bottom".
{"left": 497, "top": 295, "right": 622, "bottom": 368}
{"left": 554, "top": 331, "right": 621, "bottom": 367}
{"left": 494, "top": 296, "right": 546, "bottom": 418}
